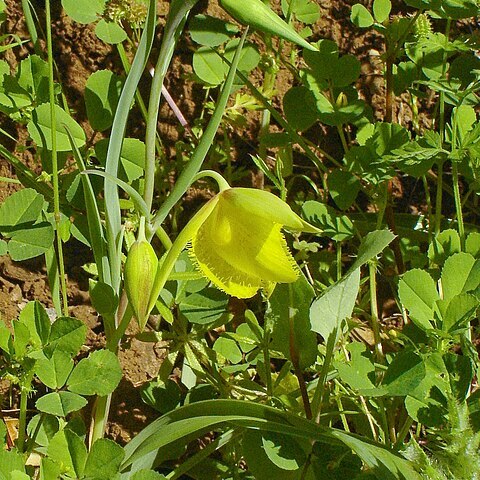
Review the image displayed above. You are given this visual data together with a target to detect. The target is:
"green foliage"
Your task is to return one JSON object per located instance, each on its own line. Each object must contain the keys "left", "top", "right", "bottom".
{"left": 3, "top": 0, "right": 480, "bottom": 477}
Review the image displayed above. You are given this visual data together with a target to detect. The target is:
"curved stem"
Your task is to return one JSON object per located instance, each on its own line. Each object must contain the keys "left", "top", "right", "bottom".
{"left": 147, "top": 197, "right": 219, "bottom": 314}
{"left": 192, "top": 170, "right": 231, "bottom": 192}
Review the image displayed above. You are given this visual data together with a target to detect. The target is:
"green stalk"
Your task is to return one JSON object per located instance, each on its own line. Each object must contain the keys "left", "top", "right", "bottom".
{"left": 369, "top": 262, "right": 383, "bottom": 362}
{"left": 144, "top": 0, "right": 199, "bottom": 212}
{"left": 16, "top": 385, "right": 29, "bottom": 453}
{"left": 147, "top": 198, "right": 219, "bottom": 315}
{"left": 263, "top": 318, "right": 274, "bottom": 399}
{"left": 450, "top": 111, "right": 465, "bottom": 250}
{"left": 89, "top": 395, "right": 111, "bottom": 448}
{"left": 312, "top": 335, "right": 335, "bottom": 422}
{"left": 288, "top": 285, "right": 312, "bottom": 419}
{"left": 422, "top": 175, "right": 433, "bottom": 244}
{"left": 435, "top": 19, "right": 452, "bottom": 236}
{"left": 46, "top": 0, "right": 68, "bottom": 316}
{"left": 336, "top": 242, "right": 342, "bottom": 281}
{"left": 434, "top": 160, "right": 444, "bottom": 235}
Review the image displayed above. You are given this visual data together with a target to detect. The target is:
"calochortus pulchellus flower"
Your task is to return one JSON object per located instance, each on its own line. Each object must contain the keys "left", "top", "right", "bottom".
{"left": 144, "top": 185, "right": 320, "bottom": 328}
{"left": 189, "top": 188, "right": 320, "bottom": 298}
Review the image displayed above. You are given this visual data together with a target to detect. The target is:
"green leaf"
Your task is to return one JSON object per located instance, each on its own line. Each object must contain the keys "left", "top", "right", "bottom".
{"left": 442, "top": 293, "right": 478, "bottom": 333}
{"left": 441, "top": 252, "right": 476, "bottom": 303}
{"left": 17, "top": 55, "right": 50, "bottom": 104}
{"left": 40, "top": 457, "right": 62, "bottom": 480}
{"left": 178, "top": 288, "right": 228, "bottom": 325}
{"left": 48, "top": 429, "right": 87, "bottom": 478}
{"left": 351, "top": 4, "right": 374, "bottom": 28}
{"left": 335, "top": 342, "right": 375, "bottom": 390}
{"left": 89, "top": 280, "right": 119, "bottom": 316}
{"left": 18, "top": 300, "right": 51, "bottom": 348}
{"left": 349, "top": 229, "right": 395, "bottom": 273}
{"left": 46, "top": 317, "right": 87, "bottom": 357}
{"left": 0, "top": 322, "right": 11, "bottom": 354}
{"left": 27, "top": 414, "right": 60, "bottom": 449}
{"left": 13, "top": 320, "right": 32, "bottom": 359}
{"left": 373, "top": 0, "right": 391, "bottom": 23}
{"left": 362, "top": 351, "right": 426, "bottom": 397}
{"left": 0, "top": 188, "right": 44, "bottom": 233}
{"left": 248, "top": 430, "right": 307, "bottom": 474}
{"left": 95, "top": 138, "right": 146, "bottom": 183}
{"left": 269, "top": 277, "right": 318, "bottom": 369}
{"left": 214, "top": 337, "right": 243, "bottom": 364}
{"left": 398, "top": 269, "right": 438, "bottom": 330}
{"left": 35, "top": 350, "right": 74, "bottom": 389}
{"left": 28, "top": 103, "right": 86, "bottom": 152}
{"left": 85, "top": 70, "right": 123, "bottom": 132}
{"left": 328, "top": 169, "right": 361, "bottom": 210}
{"left": 193, "top": 46, "right": 227, "bottom": 86}
{"left": 189, "top": 14, "right": 238, "bottom": 46}
{"left": 61, "top": 0, "right": 106, "bottom": 23}
{"left": 283, "top": 86, "right": 318, "bottom": 131}
{"left": 302, "top": 201, "right": 354, "bottom": 241}
{"left": 310, "top": 268, "right": 360, "bottom": 340}
{"left": 84, "top": 439, "right": 124, "bottom": 479}
{"left": 121, "top": 399, "right": 422, "bottom": 480}
{"left": 466, "top": 232, "right": 480, "bottom": 258}
{"left": 95, "top": 19, "right": 128, "bottom": 44}
{"left": 428, "top": 229, "right": 461, "bottom": 266}
{"left": 140, "top": 379, "right": 182, "bottom": 414}
{"left": 67, "top": 349, "right": 122, "bottom": 396}
{"left": 0, "top": 449, "right": 25, "bottom": 477}
{"left": 131, "top": 471, "right": 167, "bottom": 480}
{"left": 36, "top": 391, "right": 87, "bottom": 417}
{"left": 282, "top": 0, "right": 320, "bottom": 24}
{"left": 7, "top": 222, "right": 54, "bottom": 261}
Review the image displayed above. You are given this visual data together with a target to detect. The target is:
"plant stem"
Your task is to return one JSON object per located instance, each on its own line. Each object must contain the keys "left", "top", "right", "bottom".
{"left": 369, "top": 262, "right": 383, "bottom": 362}
{"left": 46, "top": 0, "right": 68, "bottom": 316}
{"left": 144, "top": 0, "right": 199, "bottom": 212}
{"left": 16, "top": 384, "right": 29, "bottom": 453}
{"left": 89, "top": 395, "right": 111, "bottom": 448}
{"left": 434, "top": 160, "right": 444, "bottom": 235}
{"left": 288, "top": 286, "right": 312, "bottom": 419}
{"left": 192, "top": 169, "right": 230, "bottom": 192}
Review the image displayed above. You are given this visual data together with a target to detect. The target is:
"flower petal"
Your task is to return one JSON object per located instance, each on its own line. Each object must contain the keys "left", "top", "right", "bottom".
{"left": 191, "top": 195, "right": 299, "bottom": 298}
{"left": 221, "top": 188, "right": 320, "bottom": 233}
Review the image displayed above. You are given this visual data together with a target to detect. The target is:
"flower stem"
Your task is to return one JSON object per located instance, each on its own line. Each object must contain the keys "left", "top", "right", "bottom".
{"left": 46, "top": 0, "right": 68, "bottom": 317}
{"left": 193, "top": 170, "right": 230, "bottom": 192}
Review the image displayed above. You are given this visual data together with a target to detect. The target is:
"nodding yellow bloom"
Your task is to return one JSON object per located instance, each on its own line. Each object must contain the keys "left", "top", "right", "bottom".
{"left": 190, "top": 188, "right": 320, "bottom": 299}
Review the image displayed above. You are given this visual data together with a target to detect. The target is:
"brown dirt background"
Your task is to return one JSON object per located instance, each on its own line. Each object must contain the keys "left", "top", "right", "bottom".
{"left": 0, "top": 0, "right": 417, "bottom": 443}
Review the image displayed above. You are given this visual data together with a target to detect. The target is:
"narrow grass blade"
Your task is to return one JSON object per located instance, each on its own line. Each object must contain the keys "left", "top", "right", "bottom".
{"left": 64, "top": 125, "right": 110, "bottom": 285}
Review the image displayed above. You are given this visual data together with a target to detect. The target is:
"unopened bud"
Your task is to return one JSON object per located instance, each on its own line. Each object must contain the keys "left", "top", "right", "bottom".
{"left": 124, "top": 217, "right": 158, "bottom": 330}
{"left": 336, "top": 92, "right": 348, "bottom": 108}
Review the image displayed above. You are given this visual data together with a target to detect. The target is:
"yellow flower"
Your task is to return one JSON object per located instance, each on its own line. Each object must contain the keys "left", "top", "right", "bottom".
{"left": 190, "top": 188, "right": 320, "bottom": 298}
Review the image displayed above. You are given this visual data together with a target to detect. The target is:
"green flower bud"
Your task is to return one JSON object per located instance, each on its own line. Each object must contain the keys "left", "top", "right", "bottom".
{"left": 219, "top": 0, "right": 317, "bottom": 52}
{"left": 124, "top": 217, "right": 158, "bottom": 330}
